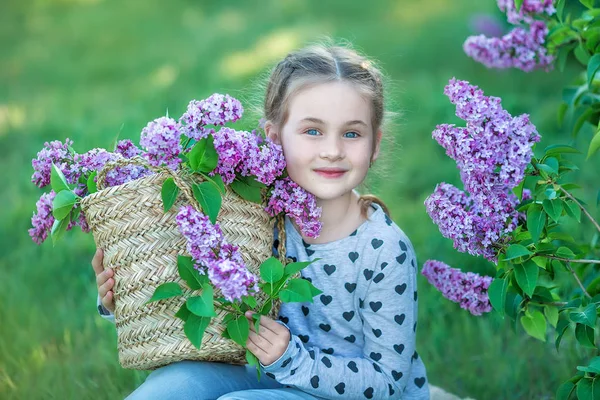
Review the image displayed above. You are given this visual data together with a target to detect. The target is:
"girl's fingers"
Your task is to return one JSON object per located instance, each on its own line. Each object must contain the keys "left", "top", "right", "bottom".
{"left": 247, "top": 334, "right": 269, "bottom": 357}
{"left": 98, "top": 278, "right": 114, "bottom": 298}
{"left": 91, "top": 248, "right": 104, "bottom": 275}
{"left": 102, "top": 291, "right": 115, "bottom": 313}
{"left": 95, "top": 268, "right": 113, "bottom": 287}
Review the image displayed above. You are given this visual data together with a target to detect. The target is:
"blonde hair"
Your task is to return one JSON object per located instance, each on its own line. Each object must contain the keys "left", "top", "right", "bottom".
{"left": 261, "top": 39, "right": 397, "bottom": 218}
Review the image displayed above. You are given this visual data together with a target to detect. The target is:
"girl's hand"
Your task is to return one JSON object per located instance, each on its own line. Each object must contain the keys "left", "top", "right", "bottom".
{"left": 92, "top": 248, "right": 115, "bottom": 313}
{"left": 245, "top": 311, "right": 290, "bottom": 366}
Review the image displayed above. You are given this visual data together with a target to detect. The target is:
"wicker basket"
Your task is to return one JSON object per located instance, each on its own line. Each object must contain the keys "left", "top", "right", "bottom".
{"left": 80, "top": 156, "right": 286, "bottom": 370}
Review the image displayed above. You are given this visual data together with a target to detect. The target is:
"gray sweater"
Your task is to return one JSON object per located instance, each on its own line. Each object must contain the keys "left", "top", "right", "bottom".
{"left": 98, "top": 203, "right": 429, "bottom": 399}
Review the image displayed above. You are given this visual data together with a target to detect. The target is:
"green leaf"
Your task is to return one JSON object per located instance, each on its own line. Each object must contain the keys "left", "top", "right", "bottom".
{"left": 246, "top": 350, "right": 261, "bottom": 381}
{"left": 189, "top": 136, "right": 218, "bottom": 173}
{"left": 514, "top": 0, "right": 523, "bottom": 12}
{"left": 570, "top": 304, "right": 598, "bottom": 328}
{"left": 161, "top": 178, "right": 180, "bottom": 213}
{"left": 544, "top": 144, "right": 581, "bottom": 157}
{"left": 87, "top": 171, "right": 98, "bottom": 194}
{"left": 573, "top": 108, "right": 594, "bottom": 138}
{"left": 556, "top": 246, "right": 576, "bottom": 259}
{"left": 279, "top": 278, "right": 316, "bottom": 303}
{"left": 488, "top": 277, "right": 508, "bottom": 317}
{"left": 513, "top": 179, "right": 525, "bottom": 200}
{"left": 542, "top": 199, "right": 563, "bottom": 223}
{"left": 50, "top": 217, "right": 69, "bottom": 246}
{"left": 243, "top": 295, "right": 257, "bottom": 309}
{"left": 226, "top": 316, "right": 250, "bottom": 347}
{"left": 577, "top": 357, "right": 600, "bottom": 374}
{"left": 526, "top": 205, "right": 546, "bottom": 243}
{"left": 186, "top": 285, "right": 217, "bottom": 317}
{"left": 284, "top": 260, "right": 318, "bottom": 277}
{"left": 588, "top": 54, "right": 600, "bottom": 86}
{"left": 575, "top": 41, "right": 592, "bottom": 66}
{"left": 192, "top": 182, "right": 222, "bottom": 224}
{"left": 259, "top": 257, "right": 285, "bottom": 283}
{"left": 175, "top": 302, "right": 191, "bottom": 322}
{"left": 580, "top": 0, "right": 595, "bottom": 9}
{"left": 259, "top": 299, "right": 273, "bottom": 315}
{"left": 588, "top": 130, "right": 600, "bottom": 159}
{"left": 545, "top": 305, "right": 559, "bottom": 328}
{"left": 184, "top": 314, "right": 211, "bottom": 349}
{"left": 564, "top": 200, "right": 582, "bottom": 223}
{"left": 520, "top": 309, "right": 546, "bottom": 341}
{"left": 50, "top": 163, "right": 71, "bottom": 193}
{"left": 556, "top": 319, "right": 570, "bottom": 351}
{"left": 202, "top": 173, "right": 226, "bottom": 195}
{"left": 577, "top": 378, "right": 599, "bottom": 400}
{"left": 504, "top": 244, "right": 532, "bottom": 261}
{"left": 556, "top": 381, "right": 575, "bottom": 400}
{"left": 532, "top": 256, "right": 547, "bottom": 269}
{"left": 230, "top": 179, "right": 262, "bottom": 204}
{"left": 177, "top": 255, "right": 207, "bottom": 290}
{"left": 575, "top": 323, "right": 596, "bottom": 348}
{"left": 252, "top": 313, "right": 261, "bottom": 333}
{"left": 52, "top": 190, "right": 78, "bottom": 220}
{"left": 147, "top": 282, "right": 183, "bottom": 303}
{"left": 514, "top": 260, "right": 539, "bottom": 297}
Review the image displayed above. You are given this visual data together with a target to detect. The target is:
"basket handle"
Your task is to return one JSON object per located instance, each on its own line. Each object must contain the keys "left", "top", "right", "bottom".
{"left": 96, "top": 155, "right": 201, "bottom": 211}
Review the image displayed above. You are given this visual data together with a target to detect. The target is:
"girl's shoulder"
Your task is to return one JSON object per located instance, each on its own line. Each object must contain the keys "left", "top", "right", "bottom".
{"left": 362, "top": 203, "right": 416, "bottom": 255}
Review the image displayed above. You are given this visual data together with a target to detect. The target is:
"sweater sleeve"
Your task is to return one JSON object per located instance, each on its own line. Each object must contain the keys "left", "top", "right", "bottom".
{"left": 96, "top": 294, "right": 115, "bottom": 324}
{"left": 262, "top": 239, "right": 418, "bottom": 399}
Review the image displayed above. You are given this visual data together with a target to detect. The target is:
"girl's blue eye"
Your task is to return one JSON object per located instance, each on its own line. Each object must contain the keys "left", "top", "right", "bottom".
{"left": 344, "top": 131, "right": 359, "bottom": 138}
{"left": 306, "top": 129, "right": 320, "bottom": 136}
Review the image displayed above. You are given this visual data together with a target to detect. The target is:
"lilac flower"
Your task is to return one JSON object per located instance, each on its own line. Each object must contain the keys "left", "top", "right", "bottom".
{"left": 212, "top": 127, "right": 252, "bottom": 184}
{"left": 435, "top": 78, "right": 540, "bottom": 195}
{"left": 115, "top": 139, "right": 142, "bottom": 158}
{"left": 29, "top": 191, "right": 57, "bottom": 244}
{"left": 240, "top": 137, "right": 286, "bottom": 186}
{"left": 180, "top": 94, "right": 243, "bottom": 141}
{"left": 469, "top": 14, "right": 505, "bottom": 37}
{"left": 265, "top": 177, "right": 322, "bottom": 238}
{"left": 422, "top": 260, "right": 493, "bottom": 316}
{"left": 464, "top": 21, "right": 554, "bottom": 72}
{"left": 140, "top": 117, "right": 183, "bottom": 170}
{"left": 75, "top": 148, "right": 116, "bottom": 176}
{"left": 31, "top": 139, "right": 79, "bottom": 188}
{"left": 206, "top": 258, "right": 259, "bottom": 302}
{"left": 497, "top": 0, "right": 555, "bottom": 25}
{"left": 176, "top": 205, "right": 223, "bottom": 264}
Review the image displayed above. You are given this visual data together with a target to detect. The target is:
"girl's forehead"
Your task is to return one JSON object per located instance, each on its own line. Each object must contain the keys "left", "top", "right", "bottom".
{"left": 286, "top": 81, "right": 371, "bottom": 126}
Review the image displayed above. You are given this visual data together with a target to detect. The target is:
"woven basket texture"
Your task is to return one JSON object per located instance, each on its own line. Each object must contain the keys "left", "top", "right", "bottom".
{"left": 80, "top": 157, "right": 285, "bottom": 370}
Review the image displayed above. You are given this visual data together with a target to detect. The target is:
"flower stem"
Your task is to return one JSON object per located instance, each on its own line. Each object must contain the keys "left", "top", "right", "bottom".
{"left": 528, "top": 301, "right": 568, "bottom": 307}
{"left": 557, "top": 184, "right": 600, "bottom": 234}
{"left": 542, "top": 256, "right": 600, "bottom": 265}
{"left": 565, "top": 261, "right": 592, "bottom": 299}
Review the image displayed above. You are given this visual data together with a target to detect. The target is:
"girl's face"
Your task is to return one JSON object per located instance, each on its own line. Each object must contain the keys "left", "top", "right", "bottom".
{"left": 267, "top": 81, "right": 382, "bottom": 201}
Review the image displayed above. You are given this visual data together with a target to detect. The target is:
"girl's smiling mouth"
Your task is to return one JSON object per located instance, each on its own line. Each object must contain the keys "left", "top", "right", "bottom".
{"left": 313, "top": 167, "right": 347, "bottom": 178}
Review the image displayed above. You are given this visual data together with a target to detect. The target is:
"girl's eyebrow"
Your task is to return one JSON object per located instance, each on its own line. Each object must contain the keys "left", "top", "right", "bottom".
{"left": 299, "top": 117, "right": 368, "bottom": 127}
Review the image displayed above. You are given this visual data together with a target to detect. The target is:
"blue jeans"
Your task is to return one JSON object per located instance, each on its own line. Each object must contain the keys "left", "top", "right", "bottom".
{"left": 125, "top": 361, "right": 321, "bottom": 400}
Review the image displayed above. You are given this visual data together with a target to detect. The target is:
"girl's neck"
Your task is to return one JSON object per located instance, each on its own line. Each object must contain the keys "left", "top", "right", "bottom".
{"left": 300, "top": 190, "right": 366, "bottom": 245}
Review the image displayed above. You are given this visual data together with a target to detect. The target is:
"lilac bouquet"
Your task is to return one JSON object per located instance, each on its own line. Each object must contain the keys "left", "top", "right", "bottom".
{"left": 29, "top": 93, "right": 323, "bottom": 362}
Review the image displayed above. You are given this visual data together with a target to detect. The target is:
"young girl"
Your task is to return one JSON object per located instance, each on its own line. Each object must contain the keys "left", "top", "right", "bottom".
{"left": 93, "top": 42, "right": 430, "bottom": 400}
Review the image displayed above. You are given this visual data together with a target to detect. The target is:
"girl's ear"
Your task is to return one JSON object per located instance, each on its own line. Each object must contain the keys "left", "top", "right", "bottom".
{"left": 371, "top": 128, "right": 383, "bottom": 163}
{"left": 264, "top": 120, "right": 281, "bottom": 144}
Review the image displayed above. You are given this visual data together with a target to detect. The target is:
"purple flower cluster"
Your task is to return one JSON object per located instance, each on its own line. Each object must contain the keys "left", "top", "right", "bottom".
{"left": 211, "top": 127, "right": 285, "bottom": 185}
{"left": 31, "top": 139, "right": 79, "bottom": 188}
{"left": 140, "top": 117, "right": 183, "bottom": 170}
{"left": 180, "top": 94, "right": 243, "bottom": 141}
{"left": 497, "top": 0, "right": 555, "bottom": 25}
{"left": 464, "top": 0, "right": 555, "bottom": 72}
{"left": 265, "top": 177, "right": 322, "bottom": 238}
{"left": 464, "top": 21, "right": 554, "bottom": 72}
{"left": 422, "top": 260, "right": 492, "bottom": 316}
{"left": 176, "top": 205, "right": 259, "bottom": 302}
{"left": 425, "top": 79, "right": 540, "bottom": 262}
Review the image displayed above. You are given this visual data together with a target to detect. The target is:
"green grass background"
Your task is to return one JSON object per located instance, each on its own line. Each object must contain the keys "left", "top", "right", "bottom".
{"left": 1, "top": 0, "right": 598, "bottom": 398}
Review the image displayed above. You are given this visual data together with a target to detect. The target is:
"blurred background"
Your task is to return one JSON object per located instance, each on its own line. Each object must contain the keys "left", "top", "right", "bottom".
{"left": 2, "top": 0, "right": 597, "bottom": 398}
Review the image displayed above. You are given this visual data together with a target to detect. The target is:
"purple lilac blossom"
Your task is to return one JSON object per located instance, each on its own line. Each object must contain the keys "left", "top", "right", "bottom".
{"left": 265, "top": 177, "right": 322, "bottom": 239}
{"left": 31, "top": 139, "right": 79, "bottom": 188}
{"left": 175, "top": 205, "right": 259, "bottom": 301}
{"left": 422, "top": 260, "right": 493, "bottom": 316}
{"left": 115, "top": 139, "right": 142, "bottom": 158}
{"left": 212, "top": 127, "right": 252, "bottom": 184}
{"left": 180, "top": 94, "right": 243, "bottom": 141}
{"left": 239, "top": 136, "right": 286, "bottom": 186}
{"left": 469, "top": 14, "right": 505, "bottom": 37}
{"left": 497, "top": 0, "right": 555, "bottom": 25}
{"left": 464, "top": 21, "right": 554, "bottom": 72}
{"left": 29, "top": 191, "right": 57, "bottom": 244}
{"left": 140, "top": 117, "right": 183, "bottom": 170}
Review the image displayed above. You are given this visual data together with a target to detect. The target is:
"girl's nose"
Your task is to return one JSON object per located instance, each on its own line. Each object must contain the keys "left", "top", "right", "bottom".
{"left": 319, "top": 135, "right": 344, "bottom": 161}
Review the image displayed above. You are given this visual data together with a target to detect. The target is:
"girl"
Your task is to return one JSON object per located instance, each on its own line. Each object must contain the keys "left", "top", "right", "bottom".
{"left": 93, "top": 42, "right": 430, "bottom": 400}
